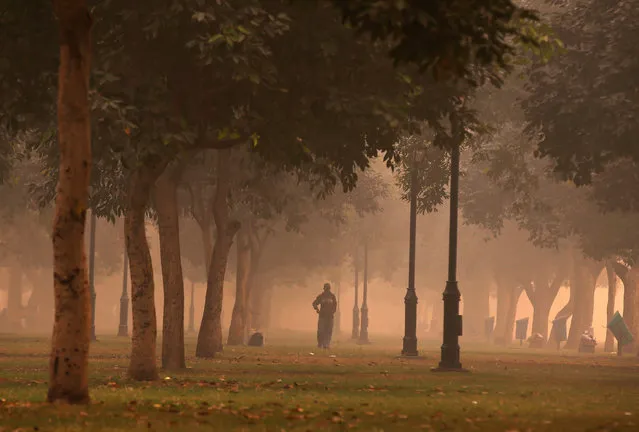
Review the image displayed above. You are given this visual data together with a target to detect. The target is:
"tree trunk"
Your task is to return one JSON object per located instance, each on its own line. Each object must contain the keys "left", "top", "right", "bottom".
{"left": 566, "top": 257, "right": 599, "bottom": 349}
{"left": 126, "top": 163, "right": 166, "bottom": 381}
{"left": 154, "top": 169, "right": 186, "bottom": 370}
{"left": 503, "top": 286, "right": 523, "bottom": 345}
{"left": 529, "top": 271, "right": 564, "bottom": 343}
{"left": 189, "top": 183, "right": 213, "bottom": 279}
{"left": 48, "top": 0, "right": 92, "bottom": 404}
{"left": 494, "top": 277, "right": 518, "bottom": 345}
{"left": 228, "top": 226, "right": 251, "bottom": 345}
{"left": 604, "top": 262, "right": 617, "bottom": 352}
{"left": 196, "top": 149, "right": 239, "bottom": 358}
{"left": 530, "top": 284, "right": 553, "bottom": 341}
{"left": 548, "top": 280, "right": 574, "bottom": 346}
{"left": 243, "top": 227, "right": 266, "bottom": 337}
{"left": 615, "top": 263, "right": 638, "bottom": 353}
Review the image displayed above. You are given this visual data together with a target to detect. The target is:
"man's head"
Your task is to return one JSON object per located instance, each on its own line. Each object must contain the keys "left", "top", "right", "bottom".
{"left": 323, "top": 283, "right": 331, "bottom": 292}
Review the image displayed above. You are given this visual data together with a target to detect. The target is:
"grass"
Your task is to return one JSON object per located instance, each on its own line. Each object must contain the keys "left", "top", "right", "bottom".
{"left": 0, "top": 332, "right": 638, "bottom": 431}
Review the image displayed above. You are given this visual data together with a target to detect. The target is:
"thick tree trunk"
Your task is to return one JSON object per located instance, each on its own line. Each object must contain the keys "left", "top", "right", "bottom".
{"left": 548, "top": 281, "right": 574, "bottom": 346}
{"left": 155, "top": 169, "right": 186, "bottom": 370}
{"left": 614, "top": 263, "right": 638, "bottom": 353}
{"left": 126, "top": 164, "right": 166, "bottom": 380}
{"left": 530, "top": 285, "right": 554, "bottom": 341}
{"left": 494, "top": 277, "right": 520, "bottom": 345}
{"left": 604, "top": 262, "right": 617, "bottom": 352}
{"left": 528, "top": 271, "right": 564, "bottom": 343}
{"left": 627, "top": 267, "right": 639, "bottom": 355}
{"left": 566, "top": 257, "right": 599, "bottom": 349}
{"left": 503, "top": 286, "right": 523, "bottom": 345}
{"left": 196, "top": 149, "right": 239, "bottom": 357}
{"left": 228, "top": 226, "right": 251, "bottom": 345}
{"left": 48, "top": 0, "right": 92, "bottom": 404}
{"left": 242, "top": 227, "right": 266, "bottom": 337}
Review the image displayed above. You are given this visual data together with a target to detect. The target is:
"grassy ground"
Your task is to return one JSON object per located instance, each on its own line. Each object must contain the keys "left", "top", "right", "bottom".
{"left": 0, "top": 332, "right": 638, "bottom": 431}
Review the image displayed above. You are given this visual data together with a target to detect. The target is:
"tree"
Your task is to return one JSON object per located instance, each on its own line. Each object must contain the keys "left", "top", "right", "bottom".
{"left": 48, "top": 0, "right": 93, "bottom": 404}
{"left": 332, "top": 0, "right": 539, "bottom": 86}
{"left": 524, "top": 0, "right": 639, "bottom": 184}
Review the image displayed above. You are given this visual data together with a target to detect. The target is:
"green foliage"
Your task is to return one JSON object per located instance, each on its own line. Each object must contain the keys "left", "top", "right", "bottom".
{"left": 524, "top": 0, "right": 639, "bottom": 185}
{"left": 332, "top": 0, "right": 540, "bottom": 86}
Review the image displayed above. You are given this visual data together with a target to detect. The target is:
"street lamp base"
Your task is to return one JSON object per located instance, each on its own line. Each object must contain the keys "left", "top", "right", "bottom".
{"left": 401, "top": 336, "right": 418, "bottom": 356}
{"left": 117, "top": 325, "right": 128, "bottom": 337}
{"left": 431, "top": 366, "right": 469, "bottom": 373}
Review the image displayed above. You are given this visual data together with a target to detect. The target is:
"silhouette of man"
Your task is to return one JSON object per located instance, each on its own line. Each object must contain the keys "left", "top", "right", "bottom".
{"left": 313, "top": 283, "right": 337, "bottom": 349}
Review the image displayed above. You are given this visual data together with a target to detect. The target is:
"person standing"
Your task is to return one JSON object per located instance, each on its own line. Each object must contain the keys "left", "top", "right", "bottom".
{"left": 312, "top": 283, "right": 337, "bottom": 349}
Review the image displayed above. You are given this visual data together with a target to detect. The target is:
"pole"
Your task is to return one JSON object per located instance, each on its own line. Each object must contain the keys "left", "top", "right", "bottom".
{"left": 89, "top": 210, "right": 97, "bottom": 341}
{"left": 434, "top": 138, "right": 465, "bottom": 372}
{"left": 359, "top": 241, "right": 370, "bottom": 344}
{"left": 335, "top": 280, "right": 341, "bottom": 335}
{"left": 352, "top": 247, "right": 360, "bottom": 340}
{"left": 118, "top": 247, "right": 129, "bottom": 336}
{"left": 402, "top": 150, "right": 419, "bottom": 356}
{"left": 188, "top": 281, "right": 195, "bottom": 334}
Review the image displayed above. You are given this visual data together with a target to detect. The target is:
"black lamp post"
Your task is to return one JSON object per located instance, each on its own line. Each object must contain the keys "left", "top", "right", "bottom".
{"left": 188, "top": 281, "right": 196, "bottom": 334}
{"left": 434, "top": 112, "right": 466, "bottom": 372}
{"left": 334, "top": 280, "right": 341, "bottom": 335}
{"left": 359, "top": 241, "right": 370, "bottom": 344}
{"left": 351, "top": 247, "right": 360, "bottom": 340}
{"left": 118, "top": 246, "right": 129, "bottom": 337}
{"left": 402, "top": 149, "right": 419, "bottom": 356}
{"left": 88, "top": 210, "right": 97, "bottom": 341}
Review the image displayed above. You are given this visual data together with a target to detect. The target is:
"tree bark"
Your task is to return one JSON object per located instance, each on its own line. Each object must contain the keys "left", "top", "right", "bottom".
{"left": 604, "top": 261, "right": 617, "bottom": 352}
{"left": 48, "top": 0, "right": 92, "bottom": 404}
{"left": 494, "top": 276, "right": 520, "bottom": 345}
{"left": 530, "top": 282, "right": 552, "bottom": 341}
{"left": 566, "top": 257, "right": 600, "bottom": 349}
{"left": 548, "top": 280, "right": 574, "bottom": 345}
{"left": 126, "top": 163, "right": 166, "bottom": 380}
{"left": 228, "top": 226, "right": 251, "bottom": 345}
{"left": 154, "top": 169, "right": 186, "bottom": 370}
{"left": 504, "top": 286, "right": 523, "bottom": 345}
{"left": 196, "top": 149, "right": 239, "bottom": 357}
{"left": 243, "top": 226, "right": 266, "bottom": 337}
{"left": 528, "top": 271, "right": 564, "bottom": 343}
{"left": 613, "top": 263, "right": 637, "bottom": 353}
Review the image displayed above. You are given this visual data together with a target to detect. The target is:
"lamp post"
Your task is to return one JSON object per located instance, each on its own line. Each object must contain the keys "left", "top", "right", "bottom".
{"left": 351, "top": 247, "right": 360, "bottom": 340}
{"left": 88, "top": 210, "right": 97, "bottom": 341}
{"left": 402, "top": 149, "right": 419, "bottom": 356}
{"left": 188, "top": 281, "right": 196, "bottom": 334}
{"left": 434, "top": 109, "right": 466, "bottom": 372}
{"left": 334, "top": 280, "right": 341, "bottom": 335}
{"left": 118, "top": 246, "right": 129, "bottom": 337}
{"left": 359, "top": 240, "right": 370, "bottom": 344}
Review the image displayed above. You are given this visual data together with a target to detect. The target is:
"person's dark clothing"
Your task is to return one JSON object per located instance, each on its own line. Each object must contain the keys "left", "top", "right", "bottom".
{"left": 313, "top": 291, "right": 337, "bottom": 348}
